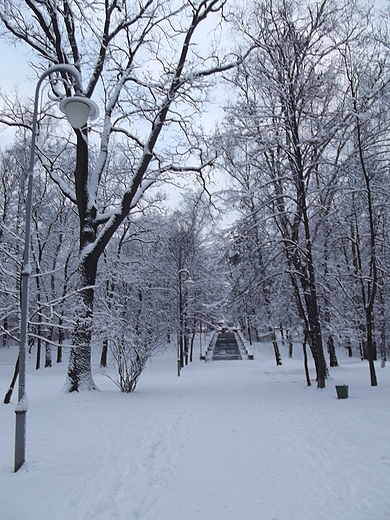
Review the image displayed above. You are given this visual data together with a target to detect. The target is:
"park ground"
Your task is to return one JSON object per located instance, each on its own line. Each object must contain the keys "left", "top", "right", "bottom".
{"left": 1, "top": 335, "right": 390, "bottom": 520}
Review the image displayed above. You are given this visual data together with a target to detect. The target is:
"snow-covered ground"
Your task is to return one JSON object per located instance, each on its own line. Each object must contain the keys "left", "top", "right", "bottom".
{"left": 1, "top": 337, "right": 389, "bottom": 520}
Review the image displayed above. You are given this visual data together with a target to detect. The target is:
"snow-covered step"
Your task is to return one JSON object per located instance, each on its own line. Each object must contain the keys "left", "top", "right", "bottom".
{"left": 212, "top": 332, "right": 242, "bottom": 361}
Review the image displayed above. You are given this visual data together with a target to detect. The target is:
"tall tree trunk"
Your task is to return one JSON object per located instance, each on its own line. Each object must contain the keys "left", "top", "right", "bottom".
{"left": 35, "top": 265, "right": 42, "bottom": 370}
{"left": 100, "top": 338, "right": 108, "bottom": 368}
{"left": 247, "top": 316, "right": 252, "bottom": 346}
{"left": 180, "top": 335, "right": 184, "bottom": 368}
{"left": 65, "top": 130, "right": 98, "bottom": 392}
{"left": 65, "top": 258, "right": 98, "bottom": 392}
{"left": 270, "top": 327, "right": 282, "bottom": 366}
{"left": 287, "top": 330, "right": 293, "bottom": 358}
{"left": 45, "top": 329, "right": 52, "bottom": 368}
{"left": 2, "top": 316, "right": 8, "bottom": 347}
{"left": 57, "top": 314, "right": 64, "bottom": 363}
{"left": 184, "top": 335, "right": 189, "bottom": 365}
{"left": 379, "top": 282, "right": 386, "bottom": 368}
{"left": 365, "top": 310, "right": 377, "bottom": 387}
{"left": 323, "top": 230, "right": 338, "bottom": 369}
{"left": 380, "top": 327, "right": 386, "bottom": 368}
{"left": 303, "top": 204, "right": 327, "bottom": 388}
{"left": 280, "top": 323, "right": 285, "bottom": 346}
{"left": 303, "top": 332, "right": 311, "bottom": 387}
{"left": 345, "top": 337, "right": 352, "bottom": 357}
{"left": 350, "top": 79, "right": 378, "bottom": 386}
{"left": 36, "top": 322, "right": 41, "bottom": 370}
{"left": 327, "top": 336, "right": 338, "bottom": 368}
{"left": 189, "top": 327, "right": 195, "bottom": 363}
{"left": 273, "top": 134, "right": 327, "bottom": 386}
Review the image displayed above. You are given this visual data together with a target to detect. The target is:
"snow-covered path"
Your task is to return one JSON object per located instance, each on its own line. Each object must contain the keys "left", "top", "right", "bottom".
{"left": 1, "top": 341, "right": 390, "bottom": 519}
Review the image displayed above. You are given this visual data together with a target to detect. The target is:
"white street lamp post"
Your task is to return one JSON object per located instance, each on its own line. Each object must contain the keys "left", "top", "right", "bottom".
{"left": 14, "top": 64, "right": 99, "bottom": 473}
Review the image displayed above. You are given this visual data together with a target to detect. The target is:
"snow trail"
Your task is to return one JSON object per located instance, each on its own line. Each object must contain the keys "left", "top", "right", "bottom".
{"left": 1, "top": 341, "right": 390, "bottom": 520}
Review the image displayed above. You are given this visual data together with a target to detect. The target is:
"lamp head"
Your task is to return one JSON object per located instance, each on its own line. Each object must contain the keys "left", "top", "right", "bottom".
{"left": 59, "top": 95, "right": 99, "bottom": 129}
{"left": 184, "top": 278, "right": 195, "bottom": 289}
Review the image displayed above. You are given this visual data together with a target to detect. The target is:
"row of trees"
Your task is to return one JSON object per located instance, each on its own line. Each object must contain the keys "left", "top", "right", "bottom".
{"left": 0, "top": 139, "right": 225, "bottom": 392}
{"left": 1, "top": 0, "right": 390, "bottom": 391}
{"left": 0, "top": 0, "right": 236, "bottom": 391}
{"left": 219, "top": 0, "right": 390, "bottom": 387}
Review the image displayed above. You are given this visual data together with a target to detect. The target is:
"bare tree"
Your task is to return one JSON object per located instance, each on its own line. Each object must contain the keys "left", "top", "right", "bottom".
{"left": 336, "top": 19, "right": 390, "bottom": 385}
{"left": 0, "top": 0, "right": 243, "bottom": 391}
{"left": 221, "top": 0, "right": 353, "bottom": 386}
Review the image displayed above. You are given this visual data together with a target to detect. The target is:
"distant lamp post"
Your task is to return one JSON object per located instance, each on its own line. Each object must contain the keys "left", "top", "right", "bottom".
{"left": 14, "top": 64, "right": 99, "bottom": 473}
{"left": 199, "top": 321, "right": 204, "bottom": 361}
{"left": 177, "top": 269, "right": 194, "bottom": 377}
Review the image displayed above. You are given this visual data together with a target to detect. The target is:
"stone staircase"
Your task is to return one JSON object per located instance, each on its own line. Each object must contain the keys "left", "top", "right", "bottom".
{"left": 212, "top": 332, "right": 242, "bottom": 360}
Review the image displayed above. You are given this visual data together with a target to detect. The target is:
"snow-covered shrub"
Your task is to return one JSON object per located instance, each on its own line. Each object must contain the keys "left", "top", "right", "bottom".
{"left": 109, "top": 335, "right": 149, "bottom": 393}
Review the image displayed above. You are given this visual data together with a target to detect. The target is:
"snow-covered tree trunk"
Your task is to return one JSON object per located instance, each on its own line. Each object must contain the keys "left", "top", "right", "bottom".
{"left": 66, "top": 257, "right": 98, "bottom": 391}
{"left": 65, "top": 126, "right": 99, "bottom": 390}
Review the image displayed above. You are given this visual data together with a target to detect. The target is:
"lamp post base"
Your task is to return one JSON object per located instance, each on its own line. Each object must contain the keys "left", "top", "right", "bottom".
{"left": 14, "top": 410, "right": 26, "bottom": 472}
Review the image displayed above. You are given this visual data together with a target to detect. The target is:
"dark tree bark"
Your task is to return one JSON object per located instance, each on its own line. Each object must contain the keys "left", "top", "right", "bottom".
{"left": 35, "top": 322, "right": 42, "bottom": 370}
{"left": 184, "top": 335, "right": 189, "bottom": 366}
{"left": 45, "top": 330, "right": 52, "bottom": 368}
{"left": 280, "top": 324, "right": 285, "bottom": 346}
{"left": 379, "top": 283, "right": 386, "bottom": 368}
{"left": 57, "top": 328, "right": 63, "bottom": 364}
{"left": 287, "top": 330, "right": 293, "bottom": 358}
{"left": 66, "top": 255, "right": 98, "bottom": 392}
{"left": 2, "top": 316, "right": 8, "bottom": 348}
{"left": 346, "top": 337, "right": 353, "bottom": 358}
{"left": 271, "top": 327, "right": 282, "bottom": 366}
{"left": 246, "top": 316, "right": 252, "bottom": 346}
{"left": 327, "top": 336, "right": 338, "bottom": 368}
{"left": 189, "top": 328, "right": 195, "bottom": 363}
{"left": 100, "top": 339, "right": 108, "bottom": 368}
{"left": 303, "top": 333, "right": 311, "bottom": 387}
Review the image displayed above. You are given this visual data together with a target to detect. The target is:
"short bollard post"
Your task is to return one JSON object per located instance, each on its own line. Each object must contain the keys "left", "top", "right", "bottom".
{"left": 335, "top": 384, "right": 349, "bottom": 399}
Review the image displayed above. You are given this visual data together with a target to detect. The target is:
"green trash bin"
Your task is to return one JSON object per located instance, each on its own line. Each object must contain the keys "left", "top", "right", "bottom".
{"left": 335, "top": 384, "right": 349, "bottom": 399}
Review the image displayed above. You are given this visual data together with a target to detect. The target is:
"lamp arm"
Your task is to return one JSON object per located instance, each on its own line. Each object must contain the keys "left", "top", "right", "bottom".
{"left": 177, "top": 268, "right": 191, "bottom": 278}
{"left": 30, "top": 65, "right": 83, "bottom": 165}
{"left": 26, "top": 64, "right": 83, "bottom": 263}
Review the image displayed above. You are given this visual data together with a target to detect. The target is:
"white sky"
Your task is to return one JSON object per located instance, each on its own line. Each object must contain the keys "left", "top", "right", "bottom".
{"left": 0, "top": 41, "right": 34, "bottom": 91}
{"left": 0, "top": 34, "right": 232, "bottom": 206}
